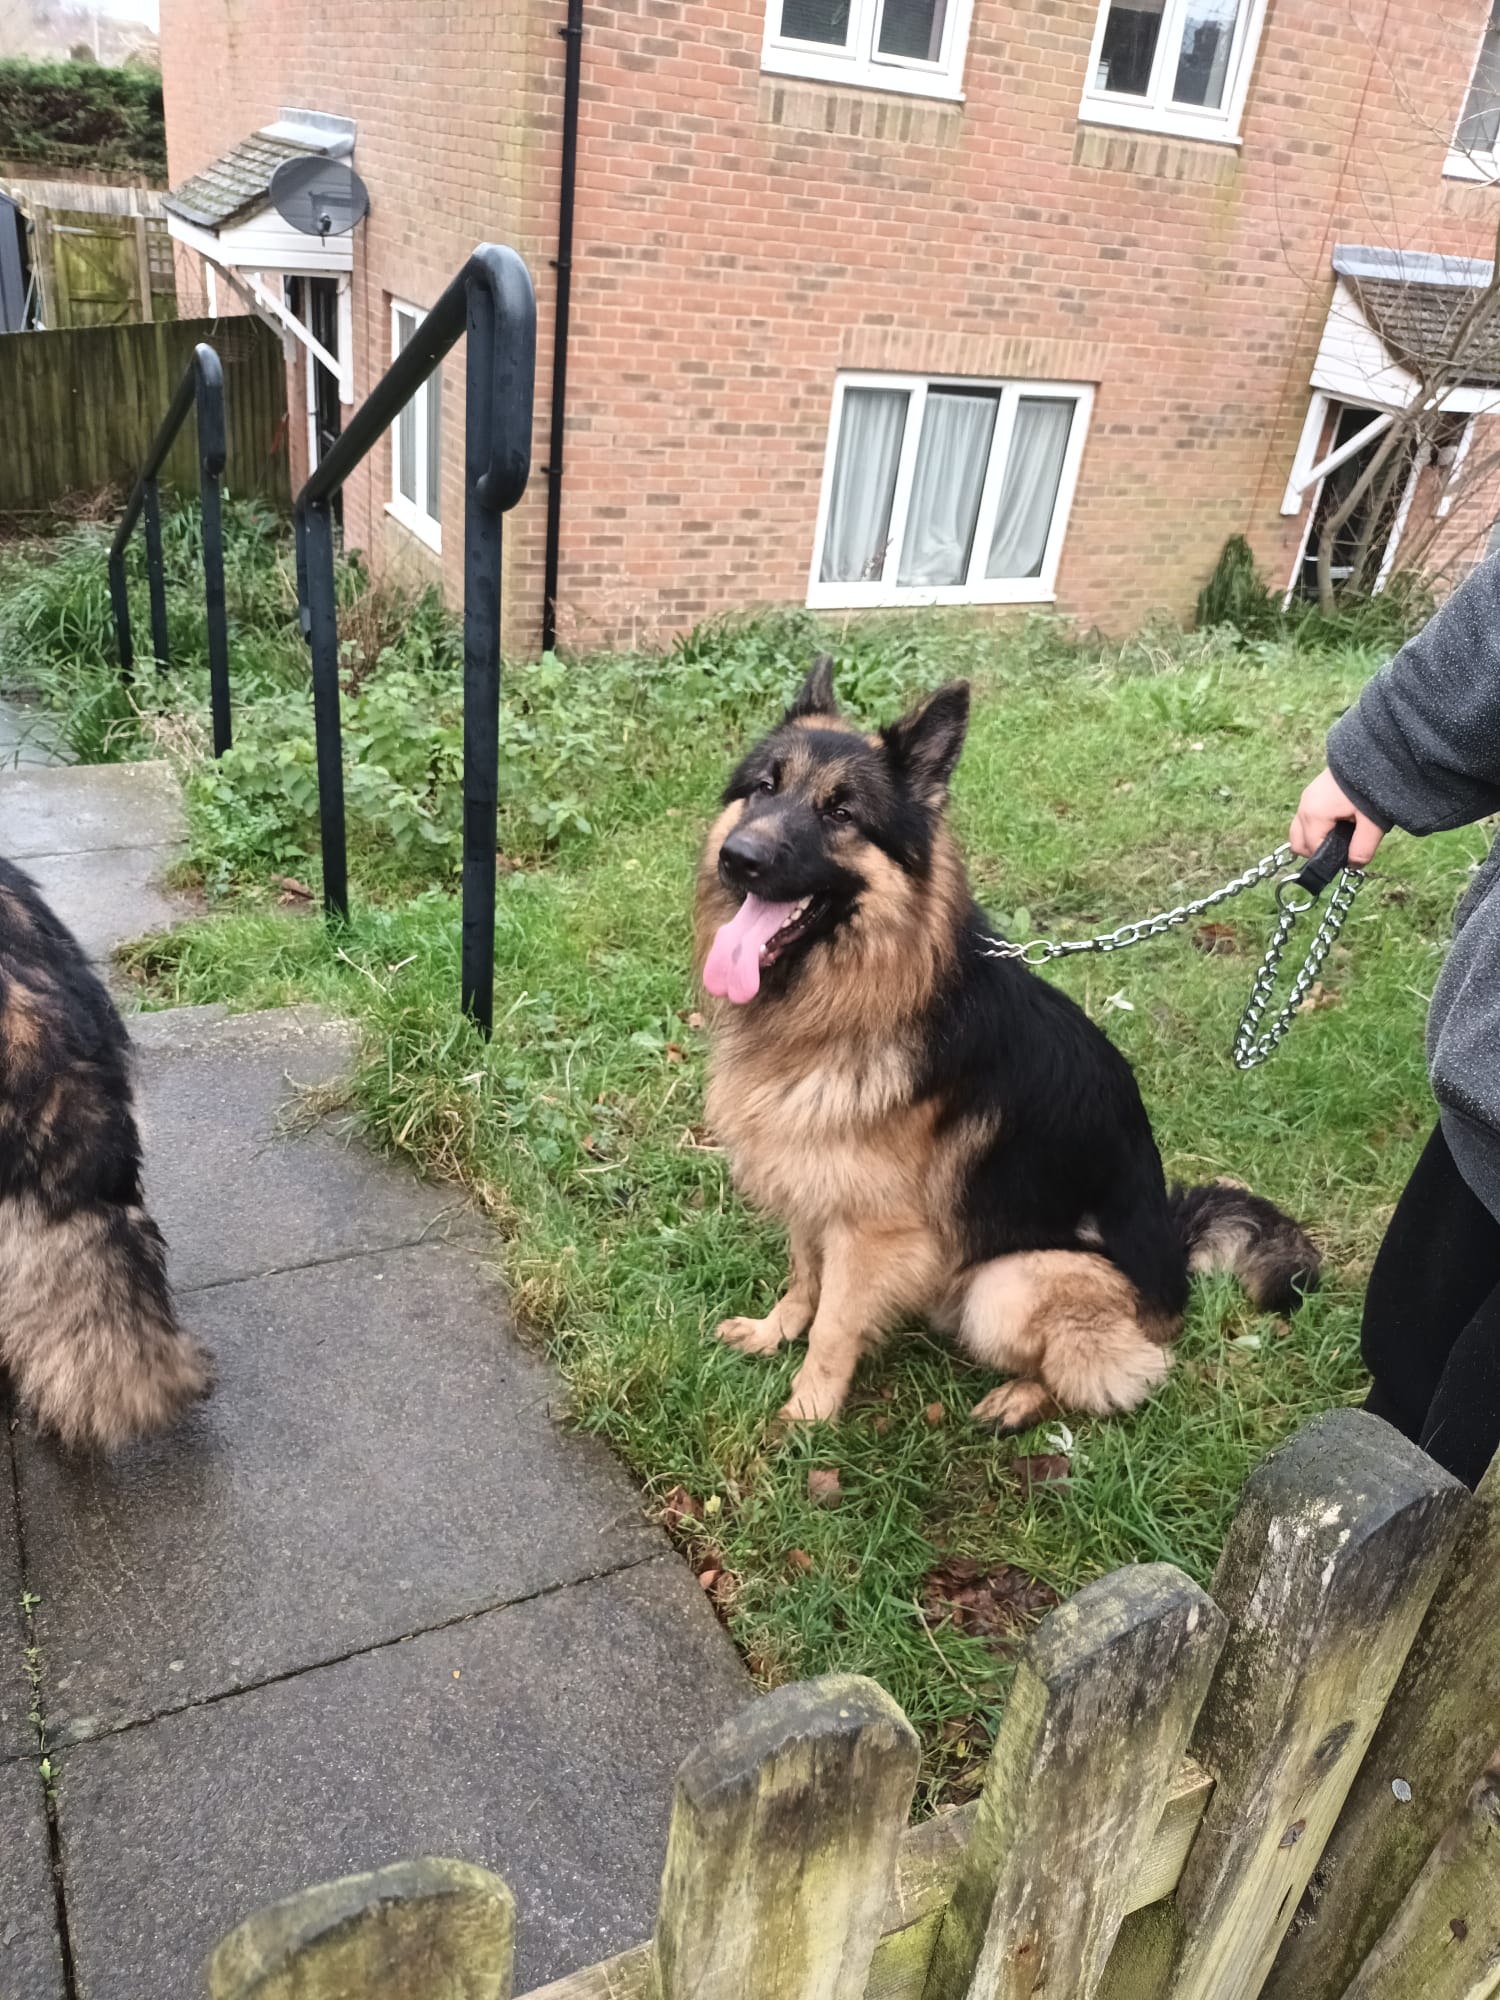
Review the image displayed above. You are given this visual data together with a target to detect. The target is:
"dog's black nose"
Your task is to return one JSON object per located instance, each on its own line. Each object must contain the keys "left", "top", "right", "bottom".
{"left": 719, "top": 826, "right": 775, "bottom": 888}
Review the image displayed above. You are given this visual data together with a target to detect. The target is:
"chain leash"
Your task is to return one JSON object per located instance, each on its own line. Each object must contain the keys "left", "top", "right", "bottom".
{"left": 980, "top": 829, "right": 1366, "bottom": 1071}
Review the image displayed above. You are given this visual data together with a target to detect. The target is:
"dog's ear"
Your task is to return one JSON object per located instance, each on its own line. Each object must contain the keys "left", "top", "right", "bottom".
{"left": 785, "top": 653, "right": 838, "bottom": 721}
{"left": 882, "top": 681, "right": 971, "bottom": 798}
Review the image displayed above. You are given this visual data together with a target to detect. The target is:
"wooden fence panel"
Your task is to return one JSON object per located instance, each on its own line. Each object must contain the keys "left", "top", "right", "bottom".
{"left": 1339, "top": 1766, "right": 1500, "bottom": 2000}
{"left": 206, "top": 1857, "right": 515, "bottom": 2000}
{"left": 651, "top": 1672, "right": 920, "bottom": 2000}
{"left": 922, "top": 1564, "right": 1224, "bottom": 2000}
{"left": 0, "top": 315, "right": 288, "bottom": 513}
{"left": 1262, "top": 1441, "right": 1500, "bottom": 2000}
{"left": 1101, "top": 1408, "right": 1469, "bottom": 2000}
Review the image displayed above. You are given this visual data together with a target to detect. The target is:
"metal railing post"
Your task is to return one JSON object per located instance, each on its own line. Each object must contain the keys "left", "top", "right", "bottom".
{"left": 107, "top": 550, "right": 134, "bottom": 681}
{"left": 300, "top": 499, "right": 350, "bottom": 924}
{"left": 461, "top": 272, "right": 503, "bottom": 1036}
{"left": 143, "top": 476, "right": 170, "bottom": 669}
{"left": 194, "top": 347, "right": 232, "bottom": 756}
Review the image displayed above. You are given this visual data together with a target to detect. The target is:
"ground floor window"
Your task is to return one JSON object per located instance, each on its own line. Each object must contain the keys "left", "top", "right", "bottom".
{"left": 388, "top": 299, "right": 442, "bottom": 552}
{"left": 808, "top": 373, "right": 1092, "bottom": 608}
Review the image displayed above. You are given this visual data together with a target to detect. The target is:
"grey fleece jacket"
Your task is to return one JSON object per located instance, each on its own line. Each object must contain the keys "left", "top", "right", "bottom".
{"left": 1327, "top": 554, "right": 1500, "bottom": 1218}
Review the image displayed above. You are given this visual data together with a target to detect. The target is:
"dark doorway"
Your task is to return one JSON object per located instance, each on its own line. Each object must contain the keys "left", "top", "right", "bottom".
{"left": 287, "top": 274, "right": 343, "bottom": 527}
{"left": 1297, "top": 403, "right": 1409, "bottom": 602}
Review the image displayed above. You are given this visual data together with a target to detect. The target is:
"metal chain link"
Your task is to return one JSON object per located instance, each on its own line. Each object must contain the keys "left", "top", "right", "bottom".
{"left": 980, "top": 844, "right": 1366, "bottom": 1070}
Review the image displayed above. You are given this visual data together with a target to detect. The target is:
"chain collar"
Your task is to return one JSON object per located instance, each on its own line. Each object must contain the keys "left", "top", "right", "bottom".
{"left": 981, "top": 841, "right": 1366, "bottom": 1070}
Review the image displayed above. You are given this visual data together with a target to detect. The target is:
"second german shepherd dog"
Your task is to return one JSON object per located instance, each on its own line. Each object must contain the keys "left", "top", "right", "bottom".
{"left": 0, "top": 857, "right": 213, "bottom": 1450}
{"left": 696, "top": 659, "right": 1320, "bottom": 1431}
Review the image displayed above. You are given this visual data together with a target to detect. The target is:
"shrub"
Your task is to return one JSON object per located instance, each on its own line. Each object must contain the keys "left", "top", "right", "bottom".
{"left": 0, "top": 58, "right": 166, "bottom": 179}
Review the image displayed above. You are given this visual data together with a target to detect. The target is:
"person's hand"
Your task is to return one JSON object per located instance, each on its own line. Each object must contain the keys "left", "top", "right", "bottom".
{"left": 1290, "top": 769, "right": 1385, "bottom": 866}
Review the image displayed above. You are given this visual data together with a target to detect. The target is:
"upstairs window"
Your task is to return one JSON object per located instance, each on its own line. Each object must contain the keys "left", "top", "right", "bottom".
{"left": 1447, "top": 5, "right": 1500, "bottom": 180}
{"left": 388, "top": 301, "right": 442, "bottom": 553}
{"left": 808, "top": 373, "right": 1093, "bottom": 608}
{"left": 761, "top": 0, "right": 974, "bottom": 101}
{"left": 1079, "top": 0, "right": 1268, "bottom": 144}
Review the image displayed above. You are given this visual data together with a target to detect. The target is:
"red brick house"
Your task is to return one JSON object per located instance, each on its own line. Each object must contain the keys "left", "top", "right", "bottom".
{"left": 159, "top": 0, "right": 1500, "bottom": 653}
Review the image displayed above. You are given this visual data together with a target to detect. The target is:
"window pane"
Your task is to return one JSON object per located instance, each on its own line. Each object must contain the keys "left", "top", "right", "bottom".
{"left": 820, "top": 387, "right": 908, "bottom": 584}
{"left": 425, "top": 368, "right": 442, "bottom": 524}
{"left": 778, "top": 0, "right": 852, "bottom": 46}
{"left": 1095, "top": 0, "right": 1164, "bottom": 97}
{"left": 986, "top": 398, "right": 1074, "bottom": 581}
{"left": 1458, "top": 8, "right": 1500, "bottom": 157}
{"left": 897, "top": 389, "right": 998, "bottom": 588}
{"left": 395, "top": 311, "right": 417, "bottom": 506}
{"left": 1172, "top": 0, "right": 1240, "bottom": 109}
{"left": 877, "top": 0, "right": 947, "bottom": 62}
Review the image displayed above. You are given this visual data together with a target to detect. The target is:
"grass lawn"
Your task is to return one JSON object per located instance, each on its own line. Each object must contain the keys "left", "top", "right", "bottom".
{"left": 2, "top": 522, "right": 1478, "bottom": 1806}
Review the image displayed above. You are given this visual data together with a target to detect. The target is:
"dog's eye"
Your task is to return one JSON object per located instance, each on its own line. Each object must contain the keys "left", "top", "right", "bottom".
{"left": 757, "top": 774, "right": 777, "bottom": 795}
{"left": 824, "top": 803, "right": 852, "bottom": 824}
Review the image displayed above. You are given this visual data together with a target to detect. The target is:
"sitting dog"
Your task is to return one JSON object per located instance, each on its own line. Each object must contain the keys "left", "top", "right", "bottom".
{"left": 695, "top": 659, "right": 1319, "bottom": 1430}
{"left": 0, "top": 858, "right": 212, "bottom": 1448}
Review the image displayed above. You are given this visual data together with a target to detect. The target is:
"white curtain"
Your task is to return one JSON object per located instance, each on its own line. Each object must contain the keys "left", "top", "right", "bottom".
{"left": 820, "top": 387, "right": 908, "bottom": 584}
{"left": 897, "top": 390, "right": 997, "bottom": 588}
{"left": 986, "top": 398, "right": 1073, "bottom": 581}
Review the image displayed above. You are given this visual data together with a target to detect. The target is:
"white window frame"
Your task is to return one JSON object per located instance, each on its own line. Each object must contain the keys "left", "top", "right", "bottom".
{"left": 760, "top": 0, "right": 975, "bottom": 102}
{"left": 387, "top": 298, "right": 442, "bottom": 555}
{"left": 1445, "top": 3, "right": 1500, "bottom": 182}
{"left": 806, "top": 371, "right": 1094, "bottom": 610}
{"left": 1077, "top": 0, "right": 1270, "bottom": 146}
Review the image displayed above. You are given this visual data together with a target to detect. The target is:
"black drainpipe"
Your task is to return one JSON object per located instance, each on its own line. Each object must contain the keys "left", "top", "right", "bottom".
{"left": 542, "top": 0, "right": 583, "bottom": 654}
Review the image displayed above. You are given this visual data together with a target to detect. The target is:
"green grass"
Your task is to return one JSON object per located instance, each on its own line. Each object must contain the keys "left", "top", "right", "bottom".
{"left": 77, "top": 567, "right": 1477, "bottom": 1808}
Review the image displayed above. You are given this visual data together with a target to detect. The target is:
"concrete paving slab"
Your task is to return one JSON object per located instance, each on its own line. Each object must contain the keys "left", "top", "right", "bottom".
{"left": 0, "top": 1443, "right": 34, "bottom": 1765}
{"left": 54, "top": 1560, "right": 750, "bottom": 2000}
{"left": 0, "top": 1760, "right": 66, "bottom": 2000}
{"left": 0, "top": 761, "right": 182, "bottom": 859}
{"left": 0, "top": 697, "right": 67, "bottom": 771}
{"left": 16, "top": 844, "right": 191, "bottom": 963}
{"left": 18, "top": 1241, "right": 661, "bottom": 1739}
{"left": 129, "top": 1006, "right": 481, "bottom": 1292}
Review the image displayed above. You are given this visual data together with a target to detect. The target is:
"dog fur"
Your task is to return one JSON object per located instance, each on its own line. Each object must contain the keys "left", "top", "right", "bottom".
{"left": 0, "top": 858, "right": 212, "bottom": 1449}
{"left": 696, "top": 659, "right": 1320, "bottom": 1430}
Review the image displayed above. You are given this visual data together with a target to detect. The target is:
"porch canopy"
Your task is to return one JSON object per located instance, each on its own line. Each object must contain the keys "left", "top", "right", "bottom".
{"left": 1282, "top": 244, "right": 1500, "bottom": 513}
{"left": 162, "top": 110, "right": 356, "bottom": 402}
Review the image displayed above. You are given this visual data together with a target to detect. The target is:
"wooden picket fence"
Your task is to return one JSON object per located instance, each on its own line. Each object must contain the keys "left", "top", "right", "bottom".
{"left": 204, "top": 1408, "right": 1500, "bottom": 2000}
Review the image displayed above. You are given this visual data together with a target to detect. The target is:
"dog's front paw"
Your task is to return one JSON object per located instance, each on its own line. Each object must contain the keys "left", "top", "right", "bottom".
{"left": 716, "top": 1315, "right": 788, "bottom": 1357}
{"left": 971, "top": 1379, "right": 1058, "bottom": 1433}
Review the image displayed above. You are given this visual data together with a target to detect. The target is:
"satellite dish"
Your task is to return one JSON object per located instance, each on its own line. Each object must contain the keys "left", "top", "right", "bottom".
{"left": 270, "top": 155, "right": 369, "bottom": 238}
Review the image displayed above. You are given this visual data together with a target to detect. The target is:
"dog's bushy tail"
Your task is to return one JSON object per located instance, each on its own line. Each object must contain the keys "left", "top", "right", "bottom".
{"left": 1170, "top": 1180, "right": 1322, "bottom": 1313}
{"left": 0, "top": 1196, "right": 214, "bottom": 1451}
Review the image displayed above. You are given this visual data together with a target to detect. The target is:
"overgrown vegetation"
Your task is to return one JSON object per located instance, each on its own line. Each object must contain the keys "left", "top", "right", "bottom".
{"left": 4, "top": 508, "right": 1460, "bottom": 1805}
{"left": 0, "top": 58, "right": 166, "bottom": 180}
{"left": 1195, "top": 533, "right": 1432, "bottom": 654}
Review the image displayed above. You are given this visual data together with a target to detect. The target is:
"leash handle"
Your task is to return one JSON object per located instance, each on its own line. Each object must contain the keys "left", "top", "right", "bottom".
{"left": 1292, "top": 820, "right": 1355, "bottom": 900}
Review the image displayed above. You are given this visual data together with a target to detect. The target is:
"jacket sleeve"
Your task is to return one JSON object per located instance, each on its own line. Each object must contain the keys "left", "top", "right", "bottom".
{"left": 1326, "top": 555, "right": 1500, "bottom": 836}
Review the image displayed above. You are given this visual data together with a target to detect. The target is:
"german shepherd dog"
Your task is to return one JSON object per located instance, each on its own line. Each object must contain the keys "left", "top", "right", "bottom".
{"left": 0, "top": 858, "right": 212, "bottom": 1449}
{"left": 696, "top": 660, "right": 1319, "bottom": 1431}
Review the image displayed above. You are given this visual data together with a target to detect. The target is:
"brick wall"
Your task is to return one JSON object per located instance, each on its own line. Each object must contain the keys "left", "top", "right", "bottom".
{"left": 161, "top": 0, "right": 1500, "bottom": 652}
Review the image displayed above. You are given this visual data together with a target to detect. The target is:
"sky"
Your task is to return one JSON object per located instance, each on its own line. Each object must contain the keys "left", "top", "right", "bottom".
{"left": 93, "top": 0, "right": 158, "bottom": 24}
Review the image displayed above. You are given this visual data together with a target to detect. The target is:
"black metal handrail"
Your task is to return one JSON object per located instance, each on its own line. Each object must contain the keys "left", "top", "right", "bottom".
{"left": 108, "top": 342, "right": 232, "bottom": 757}
{"left": 294, "top": 243, "right": 536, "bottom": 1039}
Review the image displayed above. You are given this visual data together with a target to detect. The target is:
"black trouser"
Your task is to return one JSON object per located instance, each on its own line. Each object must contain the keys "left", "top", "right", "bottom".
{"left": 1362, "top": 1122, "right": 1500, "bottom": 1490}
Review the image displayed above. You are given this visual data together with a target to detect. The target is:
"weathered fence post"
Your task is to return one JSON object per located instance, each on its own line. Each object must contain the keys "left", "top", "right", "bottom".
{"left": 650, "top": 1672, "right": 920, "bottom": 2000}
{"left": 205, "top": 1857, "right": 515, "bottom": 2000}
{"left": 1338, "top": 1763, "right": 1500, "bottom": 2000}
{"left": 921, "top": 1564, "right": 1225, "bottom": 2000}
{"left": 1104, "top": 1409, "right": 1469, "bottom": 2000}
{"left": 1262, "top": 1439, "right": 1500, "bottom": 2000}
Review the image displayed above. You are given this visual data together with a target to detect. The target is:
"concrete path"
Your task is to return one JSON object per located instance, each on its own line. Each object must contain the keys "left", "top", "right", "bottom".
{"left": 0, "top": 736, "right": 750, "bottom": 1999}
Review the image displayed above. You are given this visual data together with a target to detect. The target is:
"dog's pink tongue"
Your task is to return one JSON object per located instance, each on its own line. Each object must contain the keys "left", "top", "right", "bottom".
{"left": 704, "top": 894, "right": 799, "bottom": 1004}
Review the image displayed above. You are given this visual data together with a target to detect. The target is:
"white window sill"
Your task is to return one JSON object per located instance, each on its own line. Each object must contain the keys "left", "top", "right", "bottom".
{"left": 760, "top": 46, "right": 965, "bottom": 102}
{"left": 385, "top": 499, "right": 442, "bottom": 555}
{"left": 807, "top": 583, "right": 1057, "bottom": 610}
{"left": 1443, "top": 148, "right": 1500, "bottom": 183}
{"left": 1077, "top": 99, "right": 1242, "bottom": 147}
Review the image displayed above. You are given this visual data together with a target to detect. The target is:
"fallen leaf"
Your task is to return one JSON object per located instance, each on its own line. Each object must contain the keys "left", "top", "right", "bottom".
{"left": 807, "top": 1467, "right": 842, "bottom": 1509}
{"left": 270, "top": 873, "right": 313, "bottom": 900}
{"left": 787, "top": 1548, "right": 814, "bottom": 1575}
{"left": 1278, "top": 1817, "right": 1307, "bottom": 1849}
{"left": 1298, "top": 981, "right": 1340, "bottom": 1014}
{"left": 1450, "top": 1918, "right": 1469, "bottom": 1943}
{"left": 678, "top": 1125, "right": 724, "bottom": 1152}
{"left": 871, "top": 1415, "right": 892, "bottom": 1436}
{"left": 925, "top": 1401, "right": 946, "bottom": 1426}
{"left": 1103, "top": 989, "right": 1135, "bottom": 1012}
{"left": 920, "top": 1558, "right": 1060, "bottom": 1654}
{"left": 452, "top": 1670, "right": 461, "bottom": 1680}
{"left": 697, "top": 1568, "right": 721, "bottom": 1592}
{"left": 661, "top": 1485, "right": 705, "bottom": 1536}
{"left": 685, "top": 1010, "right": 705, "bottom": 1031}
{"left": 665, "top": 1043, "right": 685, "bottom": 1064}
{"left": 1193, "top": 922, "right": 1238, "bottom": 956}
{"left": 1003, "top": 1453, "right": 1071, "bottom": 1493}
